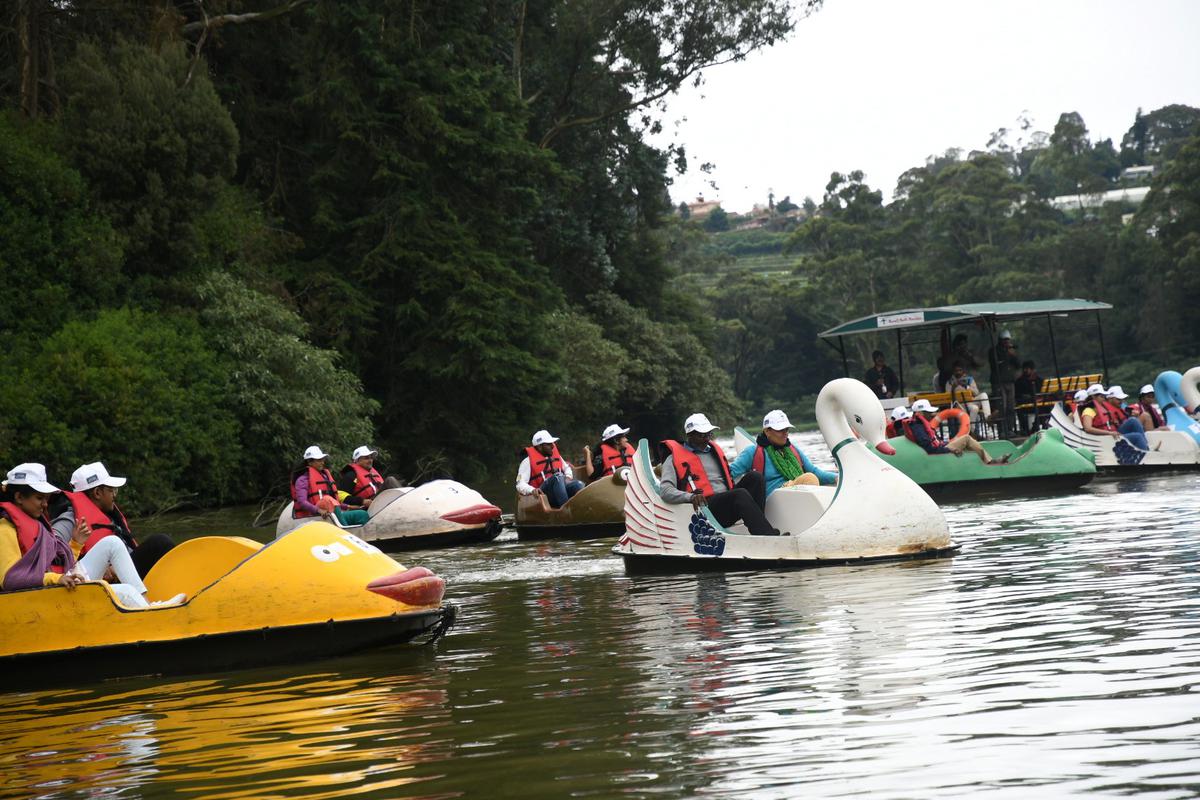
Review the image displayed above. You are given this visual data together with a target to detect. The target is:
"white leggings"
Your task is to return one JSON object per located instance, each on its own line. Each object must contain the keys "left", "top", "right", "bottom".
{"left": 77, "top": 536, "right": 148, "bottom": 608}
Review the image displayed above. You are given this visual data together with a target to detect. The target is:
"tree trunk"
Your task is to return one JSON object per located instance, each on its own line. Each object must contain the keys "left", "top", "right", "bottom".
{"left": 17, "top": 0, "right": 40, "bottom": 118}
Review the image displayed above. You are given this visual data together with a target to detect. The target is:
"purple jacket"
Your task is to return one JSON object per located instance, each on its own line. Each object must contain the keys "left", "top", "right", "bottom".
{"left": 3, "top": 518, "right": 76, "bottom": 592}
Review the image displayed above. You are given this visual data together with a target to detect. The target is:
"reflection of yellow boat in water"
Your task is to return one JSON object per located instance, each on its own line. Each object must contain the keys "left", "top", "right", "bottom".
{"left": 0, "top": 523, "right": 453, "bottom": 687}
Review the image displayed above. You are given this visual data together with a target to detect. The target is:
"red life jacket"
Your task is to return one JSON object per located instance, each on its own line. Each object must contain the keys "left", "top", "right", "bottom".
{"left": 902, "top": 415, "right": 944, "bottom": 449}
{"left": 750, "top": 441, "right": 806, "bottom": 476}
{"left": 65, "top": 491, "right": 135, "bottom": 557}
{"left": 662, "top": 440, "right": 733, "bottom": 498}
{"left": 598, "top": 442, "right": 634, "bottom": 476}
{"left": 345, "top": 463, "right": 384, "bottom": 499}
{"left": 291, "top": 466, "right": 340, "bottom": 518}
{"left": 525, "top": 445, "right": 566, "bottom": 490}
{"left": 0, "top": 501, "right": 62, "bottom": 573}
{"left": 885, "top": 420, "right": 898, "bottom": 438}
{"left": 1089, "top": 399, "right": 1125, "bottom": 432}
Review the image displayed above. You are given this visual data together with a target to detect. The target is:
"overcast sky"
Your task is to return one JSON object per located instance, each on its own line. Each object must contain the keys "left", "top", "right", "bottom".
{"left": 657, "top": 0, "right": 1200, "bottom": 213}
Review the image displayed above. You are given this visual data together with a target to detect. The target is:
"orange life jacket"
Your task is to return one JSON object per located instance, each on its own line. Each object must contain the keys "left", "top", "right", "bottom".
{"left": 1089, "top": 399, "right": 1125, "bottom": 432}
{"left": 662, "top": 440, "right": 733, "bottom": 498}
{"left": 750, "top": 441, "right": 806, "bottom": 476}
{"left": 291, "top": 466, "right": 340, "bottom": 518}
{"left": 599, "top": 442, "right": 635, "bottom": 476}
{"left": 345, "top": 463, "right": 384, "bottom": 499}
{"left": 0, "top": 501, "right": 62, "bottom": 573}
{"left": 65, "top": 491, "right": 134, "bottom": 557}
{"left": 525, "top": 445, "right": 566, "bottom": 490}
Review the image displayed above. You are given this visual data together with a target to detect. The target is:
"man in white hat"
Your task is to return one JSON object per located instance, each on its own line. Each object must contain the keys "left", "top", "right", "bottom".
{"left": 517, "top": 430, "right": 584, "bottom": 508}
{"left": 659, "top": 413, "right": 780, "bottom": 536}
{"left": 291, "top": 446, "right": 369, "bottom": 525}
{"left": 729, "top": 409, "right": 837, "bottom": 497}
{"left": 49, "top": 461, "right": 177, "bottom": 578}
{"left": 906, "top": 399, "right": 1004, "bottom": 464}
{"left": 1135, "top": 385, "right": 1166, "bottom": 430}
{"left": 888, "top": 405, "right": 912, "bottom": 437}
{"left": 337, "top": 446, "right": 402, "bottom": 508}
{"left": 988, "top": 329, "right": 1021, "bottom": 436}
{"left": 584, "top": 424, "right": 634, "bottom": 480}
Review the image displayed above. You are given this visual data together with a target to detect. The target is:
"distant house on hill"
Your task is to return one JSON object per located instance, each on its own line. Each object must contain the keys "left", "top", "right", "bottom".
{"left": 1120, "top": 165, "right": 1155, "bottom": 184}
{"left": 684, "top": 195, "right": 721, "bottom": 220}
{"left": 1049, "top": 186, "right": 1150, "bottom": 212}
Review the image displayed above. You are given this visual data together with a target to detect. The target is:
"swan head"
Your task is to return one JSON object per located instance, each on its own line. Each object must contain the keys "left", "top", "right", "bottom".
{"left": 818, "top": 378, "right": 893, "bottom": 454}
{"left": 1154, "top": 371, "right": 1185, "bottom": 409}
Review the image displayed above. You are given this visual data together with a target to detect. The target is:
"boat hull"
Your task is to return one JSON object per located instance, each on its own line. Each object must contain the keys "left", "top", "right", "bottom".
{"left": 515, "top": 473, "right": 626, "bottom": 539}
{"left": 277, "top": 481, "right": 503, "bottom": 549}
{"left": 620, "top": 545, "right": 961, "bottom": 574}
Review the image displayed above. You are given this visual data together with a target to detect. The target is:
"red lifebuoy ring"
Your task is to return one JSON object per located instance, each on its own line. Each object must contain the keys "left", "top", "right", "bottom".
{"left": 933, "top": 408, "right": 971, "bottom": 440}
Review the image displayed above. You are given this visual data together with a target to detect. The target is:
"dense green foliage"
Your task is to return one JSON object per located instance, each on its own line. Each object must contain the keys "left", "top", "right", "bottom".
{"left": 1, "top": 0, "right": 806, "bottom": 510}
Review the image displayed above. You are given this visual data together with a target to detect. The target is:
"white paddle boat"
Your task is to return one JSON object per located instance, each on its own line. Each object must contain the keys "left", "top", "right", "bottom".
{"left": 276, "top": 480, "right": 502, "bottom": 550}
{"left": 614, "top": 378, "right": 957, "bottom": 571}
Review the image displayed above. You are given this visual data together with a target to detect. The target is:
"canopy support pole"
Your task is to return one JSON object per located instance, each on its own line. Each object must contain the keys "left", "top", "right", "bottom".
{"left": 896, "top": 330, "right": 905, "bottom": 396}
{"left": 1046, "top": 314, "right": 1062, "bottom": 392}
{"left": 1096, "top": 311, "right": 1110, "bottom": 384}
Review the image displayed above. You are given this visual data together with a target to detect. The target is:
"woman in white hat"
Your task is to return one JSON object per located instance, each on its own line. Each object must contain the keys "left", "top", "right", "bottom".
{"left": 1135, "top": 385, "right": 1166, "bottom": 431}
{"left": 291, "top": 447, "right": 369, "bottom": 525}
{"left": 584, "top": 424, "right": 634, "bottom": 480}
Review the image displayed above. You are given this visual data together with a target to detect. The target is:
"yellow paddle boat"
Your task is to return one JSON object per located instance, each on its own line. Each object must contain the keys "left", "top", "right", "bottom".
{"left": 0, "top": 523, "right": 453, "bottom": 688}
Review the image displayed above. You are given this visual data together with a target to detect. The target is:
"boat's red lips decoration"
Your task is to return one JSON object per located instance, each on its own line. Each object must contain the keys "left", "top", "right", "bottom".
{"left": 440, "top": 503, "right": 501, "bottom": 525}
{"left": 367, "top": 567, "right": 446, "bottom": 606}
{"left": 875, "top": 441, "right": 896, "bottom": 456}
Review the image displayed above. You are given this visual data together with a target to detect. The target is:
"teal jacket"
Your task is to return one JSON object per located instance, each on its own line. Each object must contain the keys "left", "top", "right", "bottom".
{"left": 730, "top": 440, "right": 838, "bottom": 496}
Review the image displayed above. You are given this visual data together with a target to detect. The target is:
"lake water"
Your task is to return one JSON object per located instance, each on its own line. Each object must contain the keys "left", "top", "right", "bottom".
{"left": 3, "top": 434, "right": 1199, "bottom": 798}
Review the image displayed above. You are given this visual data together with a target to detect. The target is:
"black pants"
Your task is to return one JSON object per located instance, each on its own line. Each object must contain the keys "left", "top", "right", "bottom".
{"left": 707, "top": 471, "right": 778, "bottom": 536}
{"left": 131, "top": 533, "right": 176, "bottom": 578}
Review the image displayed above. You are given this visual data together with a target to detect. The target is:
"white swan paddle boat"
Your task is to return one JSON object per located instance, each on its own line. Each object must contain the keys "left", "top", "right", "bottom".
{"left": 1047, "top": 368, "right": 1200, "bottom": 470}
{"left": 277, "top": 481, "right": 502, "bottom": 550}
{"left": 613, "top": 378, "right": 957, "bottom": 572}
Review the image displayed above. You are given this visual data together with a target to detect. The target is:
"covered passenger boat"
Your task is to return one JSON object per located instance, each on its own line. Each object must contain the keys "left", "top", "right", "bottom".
{"left": 0, "top": 523, "right": 453, "bottom": 688}
{"left": 276, "top": 481, "right": 502, "bottom": 550}
{"left": 515, "top": 472, "right": 627, "bottom": 540}
{"left": 614, "top": 379, "right": 958, "bottom": 572}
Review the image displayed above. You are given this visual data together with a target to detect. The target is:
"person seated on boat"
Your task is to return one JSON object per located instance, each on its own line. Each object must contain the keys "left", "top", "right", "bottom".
{"left": 1135, "top": 384, "right": 1167, "bottom": 431}
{"left": 938, "top": 334, "right": 981, "bottom": 390}
{"left": 292, "top": 446, "right": 370, "bottom": 525}
{"left": 1079, "top": 384, "right": 1150, "bottom": 451}
{"left": 517, "top": 430, "right": 585, "bottom": 509}
{"left": 1, "top": 464, "right": 182, "bottom": 607}
{"left": 584, "top": 424, "right": 634, "bottom": 481}
{"left": 904, "top": 400, "right": 1006, "bottom": 465}
{"left": 862, "top": 351, "right": 899, "bottom": 399}
{"left": 659, "top": 413, "right": 781, "bottom": 536}
{"left": 1070, "top": 389, "right": 1089, "bottom": 426}
{"left": 988, "top": 330, "right": 1021, "bottom": 436}
{"left": 337, "top": 446, "right": 404, "bottom": 509}
{"left": 942, "top": 361, "right": 992, "bottom": 423}
{"left": 1013, "top": 360, "right": 1042, "bottom": 434}
{"left": 729, "top": 410, "right": 837, "bottom": 497}
{"left": 887, "top": 406, "right": 910, "bottom": 438}
{"left": 47, "top": 462, "right": 176, "bottom": 579}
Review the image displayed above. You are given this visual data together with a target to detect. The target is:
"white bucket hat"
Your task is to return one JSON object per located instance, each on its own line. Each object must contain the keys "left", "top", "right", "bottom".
{"left": 70, "top": 462, "right": 127, "bottom": 492}
{"left": 352, "top": 446, "right": 378, "bottom": 461}
{"left": 998, "top": 329, "right": 1013, "bottom": 339}
{"left": 1139, "top": 384, "right": 1155, "bottom": 396}
{"left": 303, "top": 445, "right": 330, "bottom": 460}
{"left": 911, "top": 399, "right": 939, "bottom": 413}
{"left": 5, "top": 463, "right": 58, "bottom": 494}
{"left": 684, "top": 413, "right": 719, "bottom": 434}
{"left": 531, "top": 429, "right": 559, "bottom": 446}
{"left": 1106, "top": 385, "right": 1128, "bottom": 400}
{"left": 600, "top": 424, "right": 630, "bottom": 442}
{"left": 762, "top": 410, "right": 792, "bottom": 430}
{"left": 890, "top": 406, "right": 912, "bottom": 421}
{"left": 1086, "top": 383, "right": 1107, "bottom": 397}
{"left": 1073, "top": 389, "right": 1089, "bottom": 403}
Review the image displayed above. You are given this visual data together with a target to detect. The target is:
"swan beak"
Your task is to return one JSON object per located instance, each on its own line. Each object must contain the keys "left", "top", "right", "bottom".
{"left": 875, "top": 442, "right": 896, "bottom": 456}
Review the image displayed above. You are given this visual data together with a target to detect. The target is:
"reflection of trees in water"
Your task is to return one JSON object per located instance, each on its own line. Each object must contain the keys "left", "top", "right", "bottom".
{"left": 2, "top": 667, "right": 451, "bottom": 799}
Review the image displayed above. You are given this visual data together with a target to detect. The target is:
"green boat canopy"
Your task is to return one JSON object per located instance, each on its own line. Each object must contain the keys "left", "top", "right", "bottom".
{"left": 818, "top": 299, "right": 1112, "bottom": 339}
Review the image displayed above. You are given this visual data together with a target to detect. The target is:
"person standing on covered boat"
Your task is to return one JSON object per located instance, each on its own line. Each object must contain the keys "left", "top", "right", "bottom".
{"left": 292, "top": 446, "right": 369, "bottom": 525}
{"left": 517, "top": 430, "right": 584, "bottom": 509}
{"left": 584, "top": 424, "right": 635, "bottom": 481}
{"left": 0, "top": 464, "right": 182, "bottom": 607}
{"left": 659, "top": 413, "right": 781, "bottom": 536}
{"left": 729, "top": 410, "right": 837, "bottom": 496}
{"left": 48, "top": 462, "right": 176, "bottom": 579}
